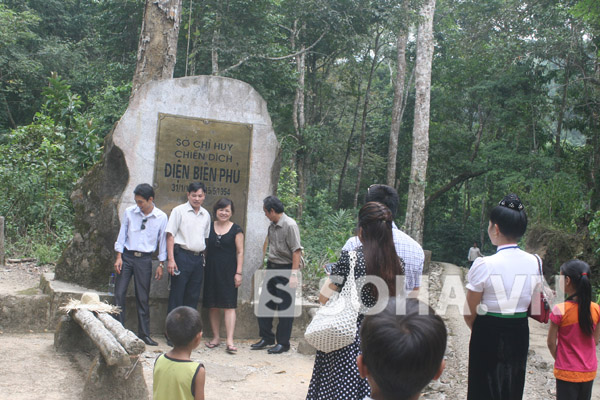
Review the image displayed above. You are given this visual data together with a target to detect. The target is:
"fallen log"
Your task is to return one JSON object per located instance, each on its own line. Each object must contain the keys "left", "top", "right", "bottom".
{"left": 96, "top": 312, "right": 145, "bottom": 355}
{"left": 72, "top": 309, "right": 131, "bottom": 366}
{"left": 6, "top": 257, "right": 36, "bottom": 263}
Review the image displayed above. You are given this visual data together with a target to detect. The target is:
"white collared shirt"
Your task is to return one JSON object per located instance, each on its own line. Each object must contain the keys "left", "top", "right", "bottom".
{"left": 114, "top": 204, "right": 168, "bottom": 261}
{"left": 466, "top": 244, "right": 541, "bottom": 313}
{"left": 166, "top": 202, "right": 211, "bottom": 252}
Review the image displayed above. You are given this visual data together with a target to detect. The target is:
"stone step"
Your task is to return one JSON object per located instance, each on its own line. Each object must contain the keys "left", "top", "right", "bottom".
{"left": 1, "top": 273, "right": 319, "bottom": 342}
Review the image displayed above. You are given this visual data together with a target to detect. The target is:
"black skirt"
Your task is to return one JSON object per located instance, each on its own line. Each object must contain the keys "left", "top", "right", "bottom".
{"left": 467, "top": 315, "right": 529, "bottom": 400}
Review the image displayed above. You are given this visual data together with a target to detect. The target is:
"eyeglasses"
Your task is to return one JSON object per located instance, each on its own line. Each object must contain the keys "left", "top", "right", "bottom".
{"left": 141, "top": 218, "right": 148, "bottom": 230}
{"left": 215, "top": 235, "right": 222, "bottom": 247}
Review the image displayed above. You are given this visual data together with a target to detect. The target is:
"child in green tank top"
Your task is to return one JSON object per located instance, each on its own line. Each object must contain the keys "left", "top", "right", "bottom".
{"left": 154, "top": 306, "right": 205, "bottom": 400}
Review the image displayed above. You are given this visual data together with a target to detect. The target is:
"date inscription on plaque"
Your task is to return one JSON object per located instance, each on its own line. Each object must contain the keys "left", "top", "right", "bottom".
{"left": 153, "top": 113, "right": 252, "bottom": 229}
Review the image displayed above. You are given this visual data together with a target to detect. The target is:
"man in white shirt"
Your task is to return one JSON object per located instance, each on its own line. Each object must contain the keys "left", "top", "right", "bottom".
{"left": 114, "top": 183, "right": 168, "bottom": 346}
{"left": 467, "top": 242, "right": 483, "bottom": 268}
{"left": 342, "top": 184, "right": 424, "bottom": 296}
{"left": 165, "top": 182, "right": 211, "bottom": 313}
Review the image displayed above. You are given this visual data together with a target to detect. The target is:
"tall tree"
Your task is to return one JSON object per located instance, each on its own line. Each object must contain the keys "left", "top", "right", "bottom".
{"left": 386, "top": 2, "right": 411, "bottom": 188}
{"left": 354, "top": 28, "right": 383, "bottom": 207}
{"left": 131, "top": 0, "right": 183, "bottom": 94}
{"left": 405, "top": 0, "right": 436, "bottom": 243}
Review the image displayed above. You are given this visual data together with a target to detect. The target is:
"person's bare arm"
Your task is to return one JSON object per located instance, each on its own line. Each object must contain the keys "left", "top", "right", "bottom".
{"left": 194, "top": 365, "right": 206, "bottom": 400}
{"left": 166, "top": 233, "right": 178, "bottom": 275}
{"left": 464, "top": 289, "right": 483, "bottom": 330}
{"left": 318, "top": 278, "right": 339, "bottom": 305}
{"left": 594, "top": 320, "right": 600, "bottom": 346}
{"left": 114, "top": 253, "right": 123, "bottom": 274}
{"left": 547, "top": 321, "right": 559, "bottom": 360}
{"left": 234, "top": 232, "right": 244, "bottom": 288}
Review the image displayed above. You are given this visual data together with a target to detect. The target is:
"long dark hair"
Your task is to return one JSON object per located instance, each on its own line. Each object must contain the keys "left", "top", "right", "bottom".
{"left": 561, "top": 260, "right": 594, "bottom": 336}
{"left": 359, "top": 202, "right": 404, "bottom": 296}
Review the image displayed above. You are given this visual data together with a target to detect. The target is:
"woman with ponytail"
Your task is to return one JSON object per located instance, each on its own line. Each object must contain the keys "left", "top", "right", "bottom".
{"left": 306, "top": 202, "right": 405, "bottom": 399}
{"left": 547, "top": 260, "right": 600, "bottom": 400}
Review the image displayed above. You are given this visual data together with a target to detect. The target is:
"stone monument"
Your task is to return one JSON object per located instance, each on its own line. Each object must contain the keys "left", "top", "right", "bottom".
{"left": 55, "top": 76, "right": 279, "bottom": 302}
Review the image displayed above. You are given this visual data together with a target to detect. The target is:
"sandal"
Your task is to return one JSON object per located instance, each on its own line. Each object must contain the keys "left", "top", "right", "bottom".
{"left": 226, "top": 345, "right": 238, "bottom": 354}
{"left": 205, "top": 341, "right": 220, "bottom": 349}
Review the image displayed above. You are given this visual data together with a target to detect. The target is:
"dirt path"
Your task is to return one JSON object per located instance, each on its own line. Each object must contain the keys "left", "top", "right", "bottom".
{"left": 2, "top": 261, "right": 600, "bottom": 399}
{"left": 429, "top": 262, "right": 600, "bottom": 400}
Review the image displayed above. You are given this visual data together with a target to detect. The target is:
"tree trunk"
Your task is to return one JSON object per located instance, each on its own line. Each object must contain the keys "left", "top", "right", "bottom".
{"left": 404, "top": 0, "right": 436, "bottom": 244}
{"left": 353, "top": 30, "right": 382, "bottom": 208}
{"left": 131, "top": 0, "right": 183, "bottom": 95}
{"left": 386, "top": 14, "right": 409, "bottom": 187}
{"left": 336, "top": 79, "right": 362, "bottom": 208}
{"left": 211, "top": 27, "right": 220, "bottom": 75}
{"left": 470, "top": 106, "right": 487, "bottom": 162}
{"left": 96, "top": 312, "right": 146, "bottom": 355}
{"left": 555, "top": 54, "right": 570, "bottom": 172}
{"left": 292, "top": 21, "right": 307, "bottom": 218}
{"left": 1, "top": 92, "right": 16, "bottom": 129}
{"left": 72, "top": 309, "right": 131, "bottom": 366}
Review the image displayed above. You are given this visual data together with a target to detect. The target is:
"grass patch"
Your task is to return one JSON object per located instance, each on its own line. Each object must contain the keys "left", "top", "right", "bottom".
{"left": 16, "top": 287, "right": 40, "bottom": 295}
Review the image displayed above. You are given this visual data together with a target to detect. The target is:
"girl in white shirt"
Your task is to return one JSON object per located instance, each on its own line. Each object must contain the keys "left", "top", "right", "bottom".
{"left": 464, "top": 193, "right": 540, "bottom": 400}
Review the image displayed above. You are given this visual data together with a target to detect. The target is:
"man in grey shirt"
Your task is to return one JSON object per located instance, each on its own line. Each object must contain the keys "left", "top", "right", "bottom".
{"left": 251, "top": 196, "right": 302, "bottom": 354}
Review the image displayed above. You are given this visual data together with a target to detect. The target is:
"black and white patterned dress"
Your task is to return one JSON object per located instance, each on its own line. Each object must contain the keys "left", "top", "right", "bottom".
{"left": 306, "top": 248, "right": 374, "bottom": 400}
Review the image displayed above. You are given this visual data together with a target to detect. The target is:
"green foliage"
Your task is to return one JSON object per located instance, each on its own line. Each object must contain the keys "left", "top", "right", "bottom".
{"left": 0, "top": 74, "right": 102, "bottom": 262}
{"left": 299, "top": 207, "right": 357, "bottom": 285}
{"left": 277, "top": 166, "right": 302, "bottom": 216}
{"left": 589, "top": 211, "right": 600, "bottom": 255}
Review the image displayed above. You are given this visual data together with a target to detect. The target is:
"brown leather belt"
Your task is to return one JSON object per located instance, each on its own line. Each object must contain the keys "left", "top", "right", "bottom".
{"left": 124, "top": 249, "right": 151, "bottom": 257}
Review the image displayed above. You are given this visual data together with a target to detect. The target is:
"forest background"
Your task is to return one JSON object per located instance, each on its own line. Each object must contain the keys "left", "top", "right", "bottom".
{"left": 1, "top": 0, "right": 600, "bottom": 293}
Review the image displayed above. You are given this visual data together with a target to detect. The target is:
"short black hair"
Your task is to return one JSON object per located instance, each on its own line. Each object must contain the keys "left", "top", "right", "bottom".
{"left": 133, "top": 183, "right": 154, "bottom": 201}
{"left": 263, "top": 195, "right": 284, "bottom": 213}
{"left": 213, "top": 198, "right": 235, "bottom": 217}
{"left": 361, "top": 297, "right": 447, "bottom": 400}
{"left": 165, "top": 306, "right": 203, "bottom": 347}
{"left": 188, "top": 182, "right": 207, "bottom": 193}
{"left": 489, "top": 196, "right": 527, "bottom": 240}
{"left": 365, "top": 185, "right": 399, "bottom": 219}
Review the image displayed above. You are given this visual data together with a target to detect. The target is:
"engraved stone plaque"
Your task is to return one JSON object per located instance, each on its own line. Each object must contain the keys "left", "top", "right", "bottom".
{"left": 153, "top": 113, "right": 252, "bottom": 230}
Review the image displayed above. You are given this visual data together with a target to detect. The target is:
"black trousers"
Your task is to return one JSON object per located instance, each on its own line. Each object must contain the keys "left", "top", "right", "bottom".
{"left": 257, "top": 262, "right": 295, "bottom": 346}
{"left": 167, "top": 247, "right": 204, "bottom": 313}
{"left": 115, "top": 250, "right": 152, "bottom": 337}
{"left": 467, "top": 315, "right": 529, "bottom": 400}
{"left": 556, "top": 379, "right": 594, "bottom": 400}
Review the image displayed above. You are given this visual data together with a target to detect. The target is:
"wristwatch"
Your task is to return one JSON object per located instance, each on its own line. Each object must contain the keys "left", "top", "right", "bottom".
{"left": 291, "top": 271, "right": 298, "bottom": 277}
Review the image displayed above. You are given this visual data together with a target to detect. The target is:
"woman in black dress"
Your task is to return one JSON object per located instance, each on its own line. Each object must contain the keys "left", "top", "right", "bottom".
{"left": 203, "top": 198, "right": 244, "bottom": 354}
{"left": 306, "top": 202, "right": 404, "bottom": 399}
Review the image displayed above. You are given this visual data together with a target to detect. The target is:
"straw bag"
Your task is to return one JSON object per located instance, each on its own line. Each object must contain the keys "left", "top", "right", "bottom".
{"left": 528, "top": 254, "right": 552, "bottom": 323}
{"left": 305, "top": 251, "right": 360, "bottom": 353}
